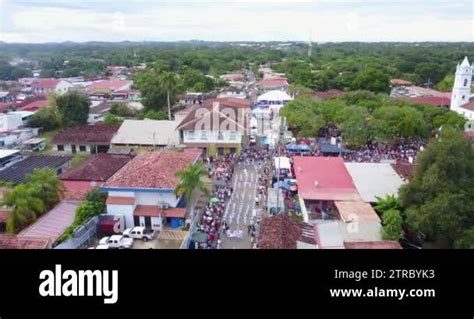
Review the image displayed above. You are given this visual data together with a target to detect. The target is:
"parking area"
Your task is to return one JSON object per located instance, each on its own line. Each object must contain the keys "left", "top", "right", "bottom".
{"left": 90, "top": 227, "right": 189, "bottom": 249}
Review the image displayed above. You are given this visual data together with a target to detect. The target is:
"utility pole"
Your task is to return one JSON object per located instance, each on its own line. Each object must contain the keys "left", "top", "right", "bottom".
{"left": 275, "top": 116, "right": 286, "bottom": 215}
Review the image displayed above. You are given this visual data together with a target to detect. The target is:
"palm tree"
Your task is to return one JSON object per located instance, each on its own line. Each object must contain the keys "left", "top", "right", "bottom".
{"left": 2, "top": 184, "right": 46, "bottom": 233}
{"left": 174, "top": 163, "right": 209, "bottom": 219}
{"left": 159, "top": 71, "right": 178, "bottom": 120}
{"left": 26, "top": 168, "right": 63, "bottom": 209}
{"left": 374, "top": 194, "right": 401, "bottom": 215}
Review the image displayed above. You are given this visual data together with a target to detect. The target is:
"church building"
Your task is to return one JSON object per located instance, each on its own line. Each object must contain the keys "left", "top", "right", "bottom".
{"left": 450, "top": 57, "right": 474, "bottom": 120}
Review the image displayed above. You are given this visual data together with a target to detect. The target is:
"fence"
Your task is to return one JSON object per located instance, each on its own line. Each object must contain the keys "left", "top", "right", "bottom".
{"left": 54, "top": 216, "right": 99, "bottom": 249}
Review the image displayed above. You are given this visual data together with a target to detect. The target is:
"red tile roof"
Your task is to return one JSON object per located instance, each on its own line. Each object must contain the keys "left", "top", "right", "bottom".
{"left": 19, "top": 99, "right": 49, "bottom": 111}
{"left": 460, "top": 100, "right": 474, "bottom": 111}
{"left": 59, "top": 153, "right": 133, "bottom": 182}
{"left": 106, "top": 197, "right": 135, "bottom": 205}
{"left": 85, "top": 80, "right": 131, "bottom": 93}
{"left": 134, "top": 205, "right": 186, "bottom": 218}
{"left": 410, "top": 96, "right": 451, "bottom": 107}
{"left": 391, "top": 162, "right": 416, "bottom": 180}
{"left": 104, "top": 150, "right": 201, "bottom": 189}
{"left": 31, "top": 79, "right": 61, "bottom": 89}
{"left": 52, "top": 124, "right": 119, "bottom": 145}
{"left": 202, "top": 97, "right": 251, "bottom": 109}
{"left": 0, "top": 209, "right": 11, "bottom": 223}
{"left": 260, "top": 79, "right": 289, "bottom": 88}
{"left": 258, "top": 214, "right": 317, "bottom": 249}
{"left": 390, "top": 79, "right": 413, "bottom": 86}
{"left": 176, "top": 99, "right": 250, "bottom": 131}
{"left": 312, "top": 89, "right": 345, "bottom": 100}
{"left": 344, "top": 241, "right": 402, "bottom": 249}
{"left": 0, "top": 234, "right": 51, "bottom": 249}
{"left": 293, "top": 156, "right": 360, "bottom": 201}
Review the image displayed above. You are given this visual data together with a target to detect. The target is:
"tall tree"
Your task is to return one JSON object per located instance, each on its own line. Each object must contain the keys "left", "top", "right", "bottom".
{"left": 174, "top": 163, "right": 209, "bottom": 220}
{"left": 26, "top": 168, "right": 63, "bottom": 209}
{"left": 56, "top": 91, "right": 90, "bottom": 127}
{"left": 2, "top": 184, "right": 46, "bottom": 233}
{"left": 381, "top": 209, "right": 403, "bottom": 241}
{"left": 159, "top": 71, "right": 177, "bottom": 120}
{"left": 399, "top": 128, "right": 474, "bottom": 246}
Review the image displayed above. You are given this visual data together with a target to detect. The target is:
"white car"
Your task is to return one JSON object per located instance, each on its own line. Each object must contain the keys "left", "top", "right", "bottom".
{"left": 123, "top": 226, "right": 156, "bottom": 242}
{"left": 99, "top": 235, "right": 134, "bottom": 249}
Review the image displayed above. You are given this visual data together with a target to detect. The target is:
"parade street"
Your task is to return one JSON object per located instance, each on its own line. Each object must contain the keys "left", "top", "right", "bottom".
{"left": 221, "top": 162, "right": 265, "bottom": 249}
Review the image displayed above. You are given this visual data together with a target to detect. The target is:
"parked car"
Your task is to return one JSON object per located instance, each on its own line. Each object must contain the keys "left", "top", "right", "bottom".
{"left": 99, "top": 235, "right": 134, "bottom": 249}
{"left": 123, "top": 226, "right": 156, "bottom": 242}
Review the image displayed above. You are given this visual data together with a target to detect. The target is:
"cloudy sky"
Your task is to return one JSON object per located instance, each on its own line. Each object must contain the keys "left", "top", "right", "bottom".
{"left": 0, "top": 0, "right": 473, "bottom": 43}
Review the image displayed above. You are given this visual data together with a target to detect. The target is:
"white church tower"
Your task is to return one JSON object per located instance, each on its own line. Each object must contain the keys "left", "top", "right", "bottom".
{"left": 450, "top": 56, "right": 472, "bottom": 113}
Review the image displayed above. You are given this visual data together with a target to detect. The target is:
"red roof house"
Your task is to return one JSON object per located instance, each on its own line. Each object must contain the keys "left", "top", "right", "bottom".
{"left": 260, "top": 79, "right": 289, "bottom": 90}
{"left": 19, "top": 99, "right": 49, "bottom": 111}
{"left": 293, "top": 157, "right": 360, "bottom": 201}
{"left": 60, "top": 153, "right": 133, "bottom": 200}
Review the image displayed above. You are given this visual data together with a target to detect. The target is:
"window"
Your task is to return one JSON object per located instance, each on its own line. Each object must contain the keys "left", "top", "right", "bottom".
{"left": 57, "top": 145, "right": 64, "bottom": 151}
{"left": 229, "top": 131, "right": 236, "bottom": 140}
{"left": 79, "top": 145, "right": 87, "bottom": 152}
{"left": 462, "top": 95, "right": 466, "bottom": 100}
{"left": 71, "top": 145, "right": 77, "bottom": 154}
{"left": 200, "top": 131, "right": 207, "bottom": 140}
{"left": 464, "top": 79, "right": 468, "bottom": 87}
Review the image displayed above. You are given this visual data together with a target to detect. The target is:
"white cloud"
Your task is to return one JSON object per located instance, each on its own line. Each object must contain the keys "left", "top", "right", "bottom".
{"left": 0, "top": 0, "right": 472, "bottom": 42}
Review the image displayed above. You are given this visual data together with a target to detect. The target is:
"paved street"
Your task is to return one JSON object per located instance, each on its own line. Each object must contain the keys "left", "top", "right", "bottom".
{"left": 221, "top": 162, "right": 265, "bottom": 249}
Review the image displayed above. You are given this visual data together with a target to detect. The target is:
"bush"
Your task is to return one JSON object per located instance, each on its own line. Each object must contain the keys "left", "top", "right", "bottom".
{"left": 27, "top": 106, "right": 61, "bottom": 132}
{"left": 110, "top": 103, "right": 135, "bottom": 117}
{"left": 103, "top": 112, "right": 123, "bottom": 125}
{"left": 143, "top": 110, "right": 168, "bottom": 120}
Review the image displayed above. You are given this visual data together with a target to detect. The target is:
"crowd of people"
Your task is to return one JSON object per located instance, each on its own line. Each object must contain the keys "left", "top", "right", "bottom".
{"left": 194, "top": 154, "right": 236, "bottom": 249}
{"left": 342, "top": 140, "right": 426, "bottom": 163}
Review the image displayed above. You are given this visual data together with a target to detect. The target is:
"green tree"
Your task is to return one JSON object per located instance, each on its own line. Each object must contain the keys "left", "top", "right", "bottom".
{"left": 381, "top": 209, "right": 403, "bottom": 241}
{"left": 59, "top": 191, "right": 106, "bottom": 241}
{"left": 399, "top": 128, "right": 474, "bottom": 246}
{"left": 374, "top": 194, "right": 401, "bottom": 215}
{"left": 56, "top": 91, "right": 90, "bottom": 127}
{"left": 27, "top": 106, "right": 61, "bottom": 131}
{"left": 454, "top": 228, "right": 474, "bottom": 249}
{"left": 103, "top": 112, "right": 123, "bottom": 125}
{"left": 2, "top": 184, "right": 46, "bottom": 233}
{"left": 159, "top": 71, "right": 178, "bottom": 120}
{"left": 436, "top": 73, "right": 454, "bottom": 92}
{"left": 143, "top": 110, "right": 168, "bottom": 120}
{"left": 26, "top": 168, "right": 63, "bottom": 209}
{"left": 174, "top": 163, "right": 209, "bottom": 218}
{"left": 110, "top": 103, "right": 135, "bottom": 117}
{"left": 351, "top": 68, "right": 390, "bottom": 93}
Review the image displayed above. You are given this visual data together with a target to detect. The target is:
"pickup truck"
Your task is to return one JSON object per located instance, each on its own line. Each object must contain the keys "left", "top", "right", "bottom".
{"left": 99, "top": 235, "right": 134, "bottom": 249}
{"left": 123, "top": 226, "right": 156, "bottom": 242}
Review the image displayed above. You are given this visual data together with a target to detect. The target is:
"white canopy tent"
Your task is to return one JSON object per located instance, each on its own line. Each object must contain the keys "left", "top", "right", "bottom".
{"left": 257, "top": 90, "right": 293, "bottom": 103}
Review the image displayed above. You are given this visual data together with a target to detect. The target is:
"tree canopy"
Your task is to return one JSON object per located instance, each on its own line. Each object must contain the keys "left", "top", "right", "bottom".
{"left": 56, "top": 91, "right": 90, "bottom": 127}
{"left": 399, "top": 128, "right": 474, "bottom": 247}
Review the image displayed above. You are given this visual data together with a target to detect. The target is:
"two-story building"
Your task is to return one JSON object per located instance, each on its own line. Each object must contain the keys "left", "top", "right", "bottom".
{"left": 176, "top": 98, "right": 251, "bottom": 156}
{"left": 101, "top": 150, "right": 201, "bottom": 231}
{"left": 31, "top": 79, "right": 74, "bottom": 95}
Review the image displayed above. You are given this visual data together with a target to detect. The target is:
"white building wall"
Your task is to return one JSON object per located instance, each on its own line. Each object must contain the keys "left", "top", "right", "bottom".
{"left": 183, "top": 130, "right": 243, "bottom": 144}
{"left": 135, "top": 191, "right": 179, "bottom": 207}
{"left": 106, "top": 204, "right": 135, "bottom": 229}
{"left": 55, "top": 80, "right": 74, "bottom": 94}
